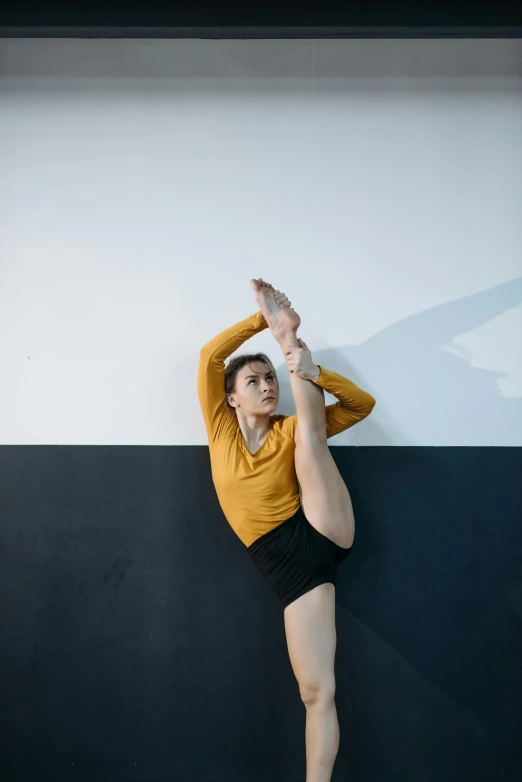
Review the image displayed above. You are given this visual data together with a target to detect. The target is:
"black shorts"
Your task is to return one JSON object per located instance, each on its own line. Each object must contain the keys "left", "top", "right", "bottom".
{"left": 247, "top": 505, "right": 352, "bottom": 609}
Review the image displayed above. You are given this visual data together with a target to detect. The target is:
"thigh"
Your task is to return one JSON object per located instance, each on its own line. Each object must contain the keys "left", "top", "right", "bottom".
{"left": 294, "top": 425, "right": 355, "bottom": 549}
{"left": 284, "top": 583, "right": 337, "bottom": 703}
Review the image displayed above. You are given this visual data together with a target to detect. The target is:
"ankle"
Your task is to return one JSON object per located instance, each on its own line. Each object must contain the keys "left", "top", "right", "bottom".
{"left": 277, "top": 332, "right": 300, "bottom": 351}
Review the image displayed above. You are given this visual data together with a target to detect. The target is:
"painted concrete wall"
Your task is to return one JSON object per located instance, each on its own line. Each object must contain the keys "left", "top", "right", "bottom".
{"left": 1, "top": 39, "right": 521, "bottom": 446}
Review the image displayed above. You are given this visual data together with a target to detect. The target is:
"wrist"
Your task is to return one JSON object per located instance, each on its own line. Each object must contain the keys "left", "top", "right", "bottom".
{"left": 311, "top": 364, "right": 321, "bottom": 381}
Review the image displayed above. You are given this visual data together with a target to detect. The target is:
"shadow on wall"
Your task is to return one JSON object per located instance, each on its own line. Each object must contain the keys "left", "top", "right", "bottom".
{"left": 274, "top": 277, "right": 522, "bottom": 446}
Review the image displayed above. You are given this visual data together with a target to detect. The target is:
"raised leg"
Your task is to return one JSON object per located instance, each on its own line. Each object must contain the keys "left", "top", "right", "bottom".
{"left": 283, "top": 337, "right": 355, "bottom": 550}
{"left": 250, "top": 278, "right": 355, "bottom": 549}
{"left": 292, "top": 407, "right": 355, "bottom": 549}
{"left": 284, "top": 583, "right": 339, "bottom": 782}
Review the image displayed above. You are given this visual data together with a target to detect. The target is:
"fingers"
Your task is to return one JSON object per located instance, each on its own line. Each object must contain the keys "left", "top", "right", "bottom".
{"left": 274, "top": 289, "right": 291, "bottom": 307}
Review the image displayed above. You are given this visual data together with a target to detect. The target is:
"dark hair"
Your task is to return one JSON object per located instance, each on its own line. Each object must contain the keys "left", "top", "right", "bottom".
{"left": 225, "top": 353, "right": 279, "bottom": 412}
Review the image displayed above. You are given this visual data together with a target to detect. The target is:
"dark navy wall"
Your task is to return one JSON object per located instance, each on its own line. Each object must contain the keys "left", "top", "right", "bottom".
{"left": 1, "top": 1, "right": 522, "bottom": 34}
{"left": 0, "top": 445, "right": 521, "bottom": 782}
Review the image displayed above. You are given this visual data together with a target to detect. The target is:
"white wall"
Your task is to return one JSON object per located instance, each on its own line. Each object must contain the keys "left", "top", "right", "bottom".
{"left": 1, "top": 38, "right": 521, "bottom": 446}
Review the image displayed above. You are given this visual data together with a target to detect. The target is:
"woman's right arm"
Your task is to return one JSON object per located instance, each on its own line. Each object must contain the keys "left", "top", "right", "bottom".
{"left": 197, "top": 310, "right": 268, "bottom": 442}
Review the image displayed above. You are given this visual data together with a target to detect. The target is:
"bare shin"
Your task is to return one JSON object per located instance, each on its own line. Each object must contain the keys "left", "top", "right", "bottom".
{"left": 279, "top": 335, "right": 327, "bottom": 437}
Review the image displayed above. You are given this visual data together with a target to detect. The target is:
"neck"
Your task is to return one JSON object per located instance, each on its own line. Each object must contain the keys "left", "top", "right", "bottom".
{"left": 236, "top": 410, "right": 271, "bottom": 446}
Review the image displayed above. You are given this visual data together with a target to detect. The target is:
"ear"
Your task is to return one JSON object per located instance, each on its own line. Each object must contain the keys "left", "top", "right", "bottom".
{"left": 227, "top": 394, "right": 238, "bottom": 409}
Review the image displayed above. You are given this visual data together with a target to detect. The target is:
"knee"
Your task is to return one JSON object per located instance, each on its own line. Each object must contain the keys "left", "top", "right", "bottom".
{"left": 299, "top": 676, "right": 336, "bottom": 707}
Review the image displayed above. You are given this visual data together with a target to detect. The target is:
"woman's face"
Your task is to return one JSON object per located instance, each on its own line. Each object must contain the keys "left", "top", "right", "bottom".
{"left": 227, "top": 361, "right": 279, "bottom": 416}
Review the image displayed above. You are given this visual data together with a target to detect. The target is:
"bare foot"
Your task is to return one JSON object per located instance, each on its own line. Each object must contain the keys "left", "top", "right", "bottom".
{"left": 250, "top": 278, "right": 301, "bottom": 341}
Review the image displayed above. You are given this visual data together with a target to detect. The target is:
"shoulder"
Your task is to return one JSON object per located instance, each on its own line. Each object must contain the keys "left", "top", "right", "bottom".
{"left": 270, "top": 413, "right": 297, "bottom": 438}
{"left": 270, "top": 413, "right": 288, "bottom": 427}
{"left": 209, "top": 409, "right": 239, "bottom": 445}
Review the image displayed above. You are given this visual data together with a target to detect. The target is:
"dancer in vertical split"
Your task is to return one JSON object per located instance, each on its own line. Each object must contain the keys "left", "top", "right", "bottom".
{"left": 198, "top": 279, "right": 376, "bottom": 782}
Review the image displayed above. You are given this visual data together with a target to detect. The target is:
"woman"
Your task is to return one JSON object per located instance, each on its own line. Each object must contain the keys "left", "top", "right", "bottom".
{"left": 197, "top": 278, "right": 376, "bottom": 782}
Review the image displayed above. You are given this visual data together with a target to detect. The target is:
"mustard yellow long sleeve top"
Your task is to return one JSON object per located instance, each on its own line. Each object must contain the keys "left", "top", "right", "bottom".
{"left": 197, "top": 311, "right": 376, "bottom": 548}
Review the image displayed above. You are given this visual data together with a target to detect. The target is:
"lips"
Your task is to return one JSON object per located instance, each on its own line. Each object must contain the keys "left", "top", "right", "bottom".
{"left": 263, "top": 397, "right": 275, "bottom": 401}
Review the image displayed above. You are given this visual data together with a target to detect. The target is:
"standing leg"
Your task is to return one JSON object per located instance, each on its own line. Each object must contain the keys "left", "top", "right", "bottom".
{"left": 284, "top": 583, "right": 339, "bottom": 782}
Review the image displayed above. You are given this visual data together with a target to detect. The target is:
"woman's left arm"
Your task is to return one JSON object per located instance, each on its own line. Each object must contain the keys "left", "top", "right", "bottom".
{"left": 312, "top": 365, "right": 376, "bottom": 438}
{"left": 284, "top": 341, "right": 376, "bottom": 439}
